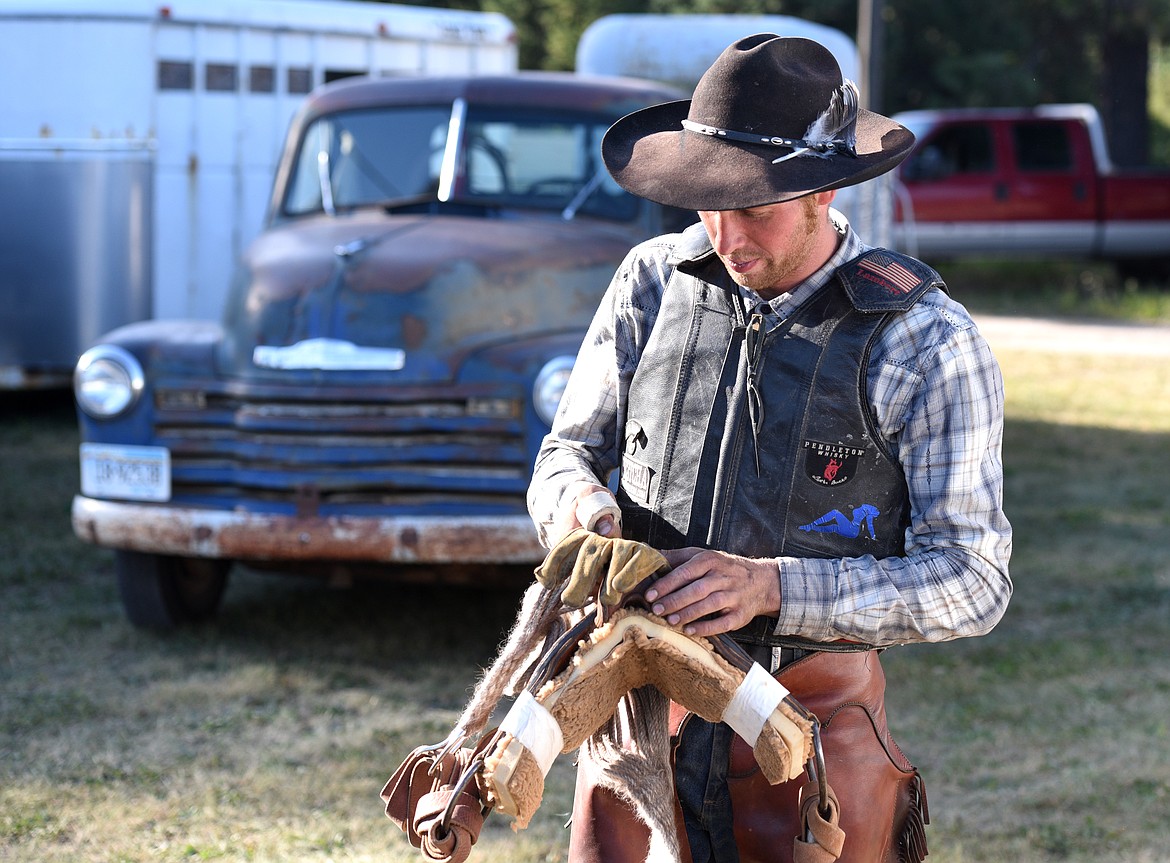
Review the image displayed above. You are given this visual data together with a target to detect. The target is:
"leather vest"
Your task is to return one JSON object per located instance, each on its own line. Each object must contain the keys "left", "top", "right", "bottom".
{"left": 616, "top": 230, "right": 942, "bottom": 571}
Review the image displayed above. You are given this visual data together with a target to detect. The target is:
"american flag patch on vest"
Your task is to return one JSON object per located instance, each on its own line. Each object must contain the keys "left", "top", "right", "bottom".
{"left": 856, "top": 253, "right": 921, "bottom": 294}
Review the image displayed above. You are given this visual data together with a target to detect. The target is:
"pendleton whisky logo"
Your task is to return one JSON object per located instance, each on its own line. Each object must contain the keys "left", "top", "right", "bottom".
{"left": 803, "top": 440, "right": 865, "bottom": 487}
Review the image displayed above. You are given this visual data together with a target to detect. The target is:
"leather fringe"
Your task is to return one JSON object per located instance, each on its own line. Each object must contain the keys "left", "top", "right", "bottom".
{"left": 899, "top": 772, "right": 930, "bottom": 863}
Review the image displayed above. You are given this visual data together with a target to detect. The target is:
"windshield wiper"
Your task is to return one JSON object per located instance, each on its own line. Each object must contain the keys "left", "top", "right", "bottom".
{"left": 561, "top": 168, "right": 607, "bottom": 221}
{"left": 317, "top": 144, "right": 336, "bottom": 217}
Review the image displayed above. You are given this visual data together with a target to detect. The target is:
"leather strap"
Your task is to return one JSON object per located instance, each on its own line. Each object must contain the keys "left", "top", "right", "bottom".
{"left": 381, "top": 736, "right": 496, "bottom": 861}
{"left": 414, "top": 788, "right": 485, "bottom": 863}
{"left": 793, "top": 780, "right": 845, "bottom": 863}
{"left": 382, "top": 745, "right": 468, "bottom": 847}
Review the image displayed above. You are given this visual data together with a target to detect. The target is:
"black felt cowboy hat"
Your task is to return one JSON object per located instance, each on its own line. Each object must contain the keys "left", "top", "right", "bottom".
{"left": 602, "top": 33, "right": 916, "bottom": 211}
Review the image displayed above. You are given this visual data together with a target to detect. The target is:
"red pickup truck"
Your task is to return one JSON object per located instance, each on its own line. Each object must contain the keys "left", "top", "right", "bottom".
{"left": 891, "top": 104, "right": 1170, "bottom": 276}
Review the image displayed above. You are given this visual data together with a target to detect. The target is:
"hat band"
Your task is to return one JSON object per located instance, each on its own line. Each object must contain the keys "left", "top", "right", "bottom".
{"left": 681, "top": 119, "right": 857, "bottom": 165}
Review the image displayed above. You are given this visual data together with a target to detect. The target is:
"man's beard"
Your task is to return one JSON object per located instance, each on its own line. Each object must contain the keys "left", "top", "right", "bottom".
{"left": 723, "top": 197, "right": 821, "bottom": 297}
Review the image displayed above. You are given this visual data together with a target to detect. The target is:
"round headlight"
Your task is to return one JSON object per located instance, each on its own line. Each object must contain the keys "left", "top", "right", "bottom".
{"left": 74, "top": 345, "right": 145, "bottom": 419}
{"left": 533, "top": 355, "right": 576, "bottom": 427}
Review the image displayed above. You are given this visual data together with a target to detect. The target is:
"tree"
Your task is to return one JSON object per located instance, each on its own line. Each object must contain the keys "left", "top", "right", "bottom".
{"left": 1095, "top": 0, "right": 1170, "bottom": 166}
{"left": 859, "top": 0, "right": 1170, "bottom": 166}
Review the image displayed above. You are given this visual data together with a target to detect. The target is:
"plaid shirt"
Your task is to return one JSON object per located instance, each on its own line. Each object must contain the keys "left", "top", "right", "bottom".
{"left": 528, "top": 214, "right": 1013, "bottom": 647}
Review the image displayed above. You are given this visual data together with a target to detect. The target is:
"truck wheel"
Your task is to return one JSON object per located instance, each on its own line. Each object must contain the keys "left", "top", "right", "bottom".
{"left": 1116, "top": 258, "right": 1170, "bottom": 286}
{"left": 115, "top": 550, "right": 230, "bottom": 629}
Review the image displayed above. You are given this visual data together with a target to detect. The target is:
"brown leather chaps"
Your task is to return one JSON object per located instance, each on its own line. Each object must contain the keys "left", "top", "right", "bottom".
{"left": 567, "top": 650, "right": 928, "bottom": 863}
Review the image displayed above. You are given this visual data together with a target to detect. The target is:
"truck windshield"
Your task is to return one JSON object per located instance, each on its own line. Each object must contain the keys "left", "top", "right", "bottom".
{"left": 282, "top": 103, "right": 641, "bottom": 222}
{"left": 284, "top": 105, "right": 451, "bottom": 215}
{"left": 459, "top": 106, "right": 639, "bottom": 222}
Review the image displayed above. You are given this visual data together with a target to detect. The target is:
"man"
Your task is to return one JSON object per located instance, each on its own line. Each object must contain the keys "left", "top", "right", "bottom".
{"left": 527, "top": 34, "right": 1012, "bottom": 863}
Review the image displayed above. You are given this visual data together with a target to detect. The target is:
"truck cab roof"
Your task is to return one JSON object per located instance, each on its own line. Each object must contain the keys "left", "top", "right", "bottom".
{"left": 298, "top": 71, "right": 686, "bottom": 118}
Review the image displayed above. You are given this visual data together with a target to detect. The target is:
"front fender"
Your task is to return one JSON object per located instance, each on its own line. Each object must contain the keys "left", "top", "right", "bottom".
{"left": 76, "top": 320, "right": 225, "bottom": 445}
{"left": 461, "top": 329, "right": 587, "bottom": 464}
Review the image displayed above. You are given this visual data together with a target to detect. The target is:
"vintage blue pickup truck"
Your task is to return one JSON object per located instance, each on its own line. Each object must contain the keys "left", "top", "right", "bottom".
{"left": 71, "top": 72, "right": 690, "bottom": 627}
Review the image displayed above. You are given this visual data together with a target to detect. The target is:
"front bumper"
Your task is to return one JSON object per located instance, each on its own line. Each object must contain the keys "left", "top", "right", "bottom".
{"left": 71, "top": 495, "right": 547, "bottom": 564}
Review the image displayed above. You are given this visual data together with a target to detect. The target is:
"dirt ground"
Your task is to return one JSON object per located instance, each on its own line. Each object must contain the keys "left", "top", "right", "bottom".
{"left": 974, "top": 313, "right": 1170, "bottom": 355}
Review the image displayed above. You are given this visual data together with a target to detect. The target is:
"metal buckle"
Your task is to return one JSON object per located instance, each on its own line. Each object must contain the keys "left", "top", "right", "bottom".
{"left": 438, "top": 754, "right": 486, "bottom": 837}
{"left": 812, "top": 722, "right": 830, "bottom": 819}
{"left": 803, "top": 721, "right": 830, "bottom": 821}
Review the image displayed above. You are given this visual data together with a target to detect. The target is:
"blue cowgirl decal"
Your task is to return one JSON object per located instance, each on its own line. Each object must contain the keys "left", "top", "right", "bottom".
{"left": 799, "top": 504, "right": 881, "bottom": 540}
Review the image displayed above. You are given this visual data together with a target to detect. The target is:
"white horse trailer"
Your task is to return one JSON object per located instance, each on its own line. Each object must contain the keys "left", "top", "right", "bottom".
{"left": 0, "top": 0, "right": 517, "bottom": 389}
{"left": 576, "top": 14, "right": 896, "bottom": 252}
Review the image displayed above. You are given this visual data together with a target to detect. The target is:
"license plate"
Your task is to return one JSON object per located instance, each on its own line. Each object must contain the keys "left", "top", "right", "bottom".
{"left": 80, "top": 444, "right": 171, "bottom": 502}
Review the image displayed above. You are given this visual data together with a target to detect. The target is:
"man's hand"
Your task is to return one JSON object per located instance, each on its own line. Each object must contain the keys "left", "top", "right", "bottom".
{"left": 644, "top": 547, "right": 781, "bottom": 637}
{"left": 553, "top": 482, "right": 622, "bottom": 541}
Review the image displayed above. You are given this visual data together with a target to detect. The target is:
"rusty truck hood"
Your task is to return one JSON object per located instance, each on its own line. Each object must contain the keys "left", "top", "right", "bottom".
{"left": 220, "top": 210, "right": 635, "bottom": 381}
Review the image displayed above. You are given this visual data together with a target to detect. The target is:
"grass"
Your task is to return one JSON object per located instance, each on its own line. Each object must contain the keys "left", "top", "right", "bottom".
{"left": 0, "top": 394, "right": 574, "bottom": 863}
{"left": 3, "top": 291, "right": 1170, "bottom": 862}
{"left": 883, "top": 363, "right": 1170, "bottom": 861}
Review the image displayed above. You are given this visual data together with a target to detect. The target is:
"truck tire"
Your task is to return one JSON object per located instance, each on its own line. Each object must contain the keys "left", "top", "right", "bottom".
{"left": 1115, "top": 258, "right": 1170, "bottom": 286}
{"left": 115, "top": 550, "right": 230, "bottom": 629}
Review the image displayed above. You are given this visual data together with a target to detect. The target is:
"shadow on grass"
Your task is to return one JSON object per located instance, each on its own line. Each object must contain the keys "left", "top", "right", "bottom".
{"left": 212, "top": 569, "right": 530, "bottom": 679}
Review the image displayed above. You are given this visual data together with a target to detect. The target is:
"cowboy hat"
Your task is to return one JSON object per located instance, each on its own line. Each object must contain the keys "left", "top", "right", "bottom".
{"left": 602, "top": 33, "right": 915, "bottom": 211}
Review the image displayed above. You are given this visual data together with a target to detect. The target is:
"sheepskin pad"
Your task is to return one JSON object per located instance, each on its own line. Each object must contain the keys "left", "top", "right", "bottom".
{"left": 481, "top": 609, "right": 813, "bottom": 828}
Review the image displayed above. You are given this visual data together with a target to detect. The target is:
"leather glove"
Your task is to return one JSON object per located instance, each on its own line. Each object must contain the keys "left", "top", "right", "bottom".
{"left": 534, "top": 527, "right": 668, "bottom": 608}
